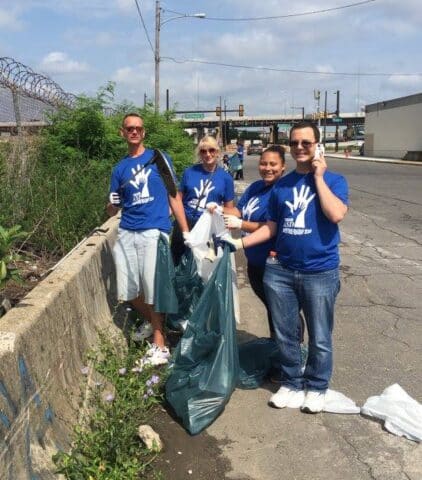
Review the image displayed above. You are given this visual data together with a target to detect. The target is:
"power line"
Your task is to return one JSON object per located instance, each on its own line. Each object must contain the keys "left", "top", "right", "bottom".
{"left": 164, "top": 0, "right": 376, "bottom": 22}
{"left": 162, "top": 56, "right": 422, "bottom": 78}
{"left": 133, "top": 0, "right": 154, "bottom": 54}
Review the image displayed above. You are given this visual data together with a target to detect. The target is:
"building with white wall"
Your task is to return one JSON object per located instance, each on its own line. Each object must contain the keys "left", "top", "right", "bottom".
{"left": 365, "top": 93, "right": 422, "bottom": 160}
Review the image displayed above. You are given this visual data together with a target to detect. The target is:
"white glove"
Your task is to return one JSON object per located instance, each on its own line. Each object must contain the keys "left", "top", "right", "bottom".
{"left": 109, "top": 192, "right": 121, "bottom": 205}
{"left": 224, "top": 214, "right": 242, "bottom": 229}
{"left": 182, "top": 231, "right": 193, "bottom": 248}
{"left": 222, "top": 237, "right": 244, "bottom": 252}
{"left": 206, "top": 202, "right": 223, "bottom": 215}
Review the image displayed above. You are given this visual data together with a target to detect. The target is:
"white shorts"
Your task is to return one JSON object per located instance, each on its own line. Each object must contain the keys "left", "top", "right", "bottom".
{"left": 113, "top": 228, "right": 166, "bottom": 304}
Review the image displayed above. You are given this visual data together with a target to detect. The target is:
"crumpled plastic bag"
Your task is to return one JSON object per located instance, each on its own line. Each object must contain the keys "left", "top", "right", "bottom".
{"left": 165, "top": 246, "right": 239, "bottom": 435}
{"left": 361, "top": 383, "right": 422, "bottom": 442}
{"left": 188, "top": 210, "right": 240, "bottom": 323}
{"left": 323, "top": 390, "right": 360, "bottom": 414}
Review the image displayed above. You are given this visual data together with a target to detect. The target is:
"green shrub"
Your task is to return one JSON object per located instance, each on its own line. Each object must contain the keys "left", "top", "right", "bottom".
{"left": 0, "top": 85, "right": 195, "bottom": 255}
{"left": 53, "top": 331, "right": 167, "bottom": 479}
{"left": 0, "top": 224, "right": 27, "bottom": 288}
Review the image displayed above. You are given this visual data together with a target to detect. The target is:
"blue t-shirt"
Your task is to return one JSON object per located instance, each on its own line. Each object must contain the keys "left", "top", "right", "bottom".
{"left": 180, "top": 164, "right": 235, "bottom": 223}
{"left": 237, "top": 180, "right": 276, "bottom": 267}
{"left": 267, "top": 170, "right": 349, "bottom": 272}
{"left": 109, "top": 148, "right": 174, "bottom": 233}
{"left": 237, "top": 145, "right": 244, "bottom": 162}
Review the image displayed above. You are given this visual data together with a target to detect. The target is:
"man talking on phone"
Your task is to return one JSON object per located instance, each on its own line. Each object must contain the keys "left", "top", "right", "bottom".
{"left": 224, "top": 121, "right": 349, "bottom": 413}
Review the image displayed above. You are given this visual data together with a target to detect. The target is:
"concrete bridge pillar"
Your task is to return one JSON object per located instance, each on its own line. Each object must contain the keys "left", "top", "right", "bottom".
{"left": 270, "top": 123, "right": 279, "bottom": 144}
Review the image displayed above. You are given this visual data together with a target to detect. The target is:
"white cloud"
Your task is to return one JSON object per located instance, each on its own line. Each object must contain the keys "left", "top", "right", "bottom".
{"left": 39, "top": 52, "right": 90, "bottom": 74}
{"left": 388, "top": 75, "right": 422, "bottom": 87}
{"left": 0, "top": 8, "right": 24, "bottom": 30}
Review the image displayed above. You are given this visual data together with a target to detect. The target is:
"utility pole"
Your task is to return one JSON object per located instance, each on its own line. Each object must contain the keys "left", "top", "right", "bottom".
{"left": 166, "top": 88, "right": 169, "bottom": 111}
{"left": 154, "top": 1, "right": 161, "bottom": 113}
{"left": 323, "top": 90, "right": 327, "bottom": 147}
{"left": 224, "top": 98, "right": 227, "bottom": 148}
{"left": 218, "top": 96, "right": 223, "bottom": 148}
{"left": 334, "top": 90, "right": 340, "bottom": 152}
{"left": 144, "top": 92, "right": 147, "bottom": 107}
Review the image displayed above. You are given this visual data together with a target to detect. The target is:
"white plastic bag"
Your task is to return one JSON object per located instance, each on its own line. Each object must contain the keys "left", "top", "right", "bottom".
{"left": 361, "top": 384, "right": 422, "bottom": 442}
{"left": 323, "top": 389, "right": 360, "bottom": 414}
{"left": 188, "top": 210, "right": 240, "bottom": 323}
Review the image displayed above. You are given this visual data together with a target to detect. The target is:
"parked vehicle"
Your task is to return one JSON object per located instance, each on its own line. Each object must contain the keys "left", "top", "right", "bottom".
{"left": 247, "top": 143, "right": 263, "bottom": 155}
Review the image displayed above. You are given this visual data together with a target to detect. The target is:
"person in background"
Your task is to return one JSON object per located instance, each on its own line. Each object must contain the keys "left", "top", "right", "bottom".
{"left": 235, "top": 139, "right": 244, "bottom": 180}
{"left": 224, "top": 122, "right": 349, "bottom": 413}
{"left": 107, "top": 113, "right": 189, "bottom": 365}
{"left": 222, "top": 154, "right": 230, "bottom": 173}
{"left": 171, "top": 135, "right": 235, "bottom": 264}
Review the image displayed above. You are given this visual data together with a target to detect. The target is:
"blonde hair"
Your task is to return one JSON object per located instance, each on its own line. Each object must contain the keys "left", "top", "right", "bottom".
{"left": 195, "top": 135, "right": 220, "bottom": 162}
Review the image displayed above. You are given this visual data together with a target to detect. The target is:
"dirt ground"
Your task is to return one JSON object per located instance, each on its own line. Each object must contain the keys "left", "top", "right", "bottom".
{"left": 147, "top": 406, "right": 235, "bottom": 480}
{"left": 0, "top": 252, "right": 58, "bottom": 316}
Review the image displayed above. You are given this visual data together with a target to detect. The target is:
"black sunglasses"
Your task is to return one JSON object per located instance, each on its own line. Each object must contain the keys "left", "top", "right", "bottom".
{"left": 124, "top": 126, "right": 144, "bottom": 133}
{"left": 200, "top": 148, "right": 217, "bottom": 154}
{"left": 289, "top": 140, "right": 316, "bottom": 148}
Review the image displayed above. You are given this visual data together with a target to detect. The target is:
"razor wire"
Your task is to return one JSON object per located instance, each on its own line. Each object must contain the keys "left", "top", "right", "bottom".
{"left": 0, "top": 56, "right": 76, "bottom": 126}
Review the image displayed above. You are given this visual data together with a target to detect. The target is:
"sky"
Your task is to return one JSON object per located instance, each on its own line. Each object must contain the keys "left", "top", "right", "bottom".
{"left": 1, "top": 0, "right": 422, "bottom": 117}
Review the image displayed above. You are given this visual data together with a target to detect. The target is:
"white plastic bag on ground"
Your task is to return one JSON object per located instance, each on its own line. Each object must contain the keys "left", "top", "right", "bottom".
{"left": 323, "top": 389, "right": 360, "bottom": 414}
{"left": 361, "top": 383, "right": 422, "bottom": 442}
{"left": 188, "top": 210, "right": 240, "bottom": 323}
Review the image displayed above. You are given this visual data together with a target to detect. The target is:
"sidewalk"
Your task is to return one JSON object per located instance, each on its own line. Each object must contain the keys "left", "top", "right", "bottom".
{"left": 152, "top": 170, "right": 421, "bottom": 480}
{"left": 326, "top": 152, "right": 422, "bottom": 166}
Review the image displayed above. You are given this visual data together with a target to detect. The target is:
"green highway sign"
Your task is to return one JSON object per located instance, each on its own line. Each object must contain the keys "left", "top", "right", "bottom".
{"left": 332, "top": 117, "right": 343, "bottom": 123}
{"left": 183, "top": 113, "right": 204, "bottom": 119}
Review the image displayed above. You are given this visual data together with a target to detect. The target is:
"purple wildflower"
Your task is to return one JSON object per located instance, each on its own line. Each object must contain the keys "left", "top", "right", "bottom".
{"left": 80, "top": 366, "right": 89, "bottom": 376}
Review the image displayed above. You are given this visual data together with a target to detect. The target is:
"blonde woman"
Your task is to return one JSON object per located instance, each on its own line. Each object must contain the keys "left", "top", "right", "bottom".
{"left": 171, "top": 136, "right": 234, "bottom": 264}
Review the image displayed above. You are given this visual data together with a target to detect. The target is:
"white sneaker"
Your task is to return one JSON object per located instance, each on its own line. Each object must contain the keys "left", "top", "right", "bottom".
{"left": 301, "top": 390, "right": 326, "bottom": 414}
{"left": 132, "top": 322, "right": 153, "bottom": 342}
{"left": 269, "top": 386, "right": 305, "bottom": 409}
{"left": 145, "top": 344, "right": 170, "bottom": 366}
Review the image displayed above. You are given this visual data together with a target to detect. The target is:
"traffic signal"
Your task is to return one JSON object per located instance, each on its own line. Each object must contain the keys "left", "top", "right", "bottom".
{"left": 216, "top": 106, "right": 221, "bottom": 116}
{"left": 239, "top": 104, "right": 244, "bottom": 116}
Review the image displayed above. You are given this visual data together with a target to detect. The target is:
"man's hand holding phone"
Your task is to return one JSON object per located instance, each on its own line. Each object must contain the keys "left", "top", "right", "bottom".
{"left": 312, "top": 144, "right": 327, "bottom": 177}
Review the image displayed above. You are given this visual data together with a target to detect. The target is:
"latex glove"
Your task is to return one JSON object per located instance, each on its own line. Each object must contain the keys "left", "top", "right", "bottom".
{"left": 224, "top": 214, "right": 242, "bottom": 229}
{"left": 206, "top": 202, "right": 223, "bottom": 215}
{"left": 109, "top": 192, "right": 121, "bottom": 206}
{"left": 220, "top": 237, "right": 243, "bottom": 252}
{"left": 183, "top": 231, "right": 193, "bottom": 248}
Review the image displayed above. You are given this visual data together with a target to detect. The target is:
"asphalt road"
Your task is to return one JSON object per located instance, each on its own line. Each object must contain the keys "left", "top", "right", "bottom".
{"left": 205, "top": 154, "right": 422, "bottom": 480}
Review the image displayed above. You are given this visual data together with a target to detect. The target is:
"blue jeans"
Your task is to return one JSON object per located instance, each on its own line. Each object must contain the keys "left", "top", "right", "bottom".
{"left": 263, "top": 262, "right": 340, "bottom": 392}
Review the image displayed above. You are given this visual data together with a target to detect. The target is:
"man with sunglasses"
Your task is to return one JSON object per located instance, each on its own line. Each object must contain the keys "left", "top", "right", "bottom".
{"left": 225, "top": 121, "right": 349, "bottom": 413}
{"left": 107, "top": 113, "right": 189, "bottom": 365}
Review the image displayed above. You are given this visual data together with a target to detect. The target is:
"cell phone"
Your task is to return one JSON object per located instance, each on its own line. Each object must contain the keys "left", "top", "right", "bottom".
{"left": 314, "top": 144, "right": 323, "bottom": 160}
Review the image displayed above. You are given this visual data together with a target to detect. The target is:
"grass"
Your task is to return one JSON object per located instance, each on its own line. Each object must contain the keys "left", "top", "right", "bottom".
{"left": 53, "top": 327, "right": 169, "bottom": 479}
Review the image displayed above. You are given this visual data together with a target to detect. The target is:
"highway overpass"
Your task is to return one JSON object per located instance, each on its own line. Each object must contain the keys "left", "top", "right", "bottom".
{"left": 177, "top": 112, "right": 365, "bottom": 129}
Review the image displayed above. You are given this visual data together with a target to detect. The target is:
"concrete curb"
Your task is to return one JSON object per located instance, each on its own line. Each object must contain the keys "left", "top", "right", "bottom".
{"left": 0, "top": 216, "right": 120, "bottom": 479}
{"left": 325, "top": 153, "right": 422, "bottom": 166}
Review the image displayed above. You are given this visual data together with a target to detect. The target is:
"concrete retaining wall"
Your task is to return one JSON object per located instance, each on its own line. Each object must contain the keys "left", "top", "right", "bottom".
{"left": 0, "top": 216, "right": 120, "bottom": 479}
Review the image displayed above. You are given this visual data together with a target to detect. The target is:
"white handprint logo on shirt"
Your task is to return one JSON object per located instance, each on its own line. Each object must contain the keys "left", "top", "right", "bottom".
{"left": 194, "top": 179, "right": 215, "bottom": 209}
{"left": 130, "top": 165, "right": 151, "bottom": 198}
{"left": 242, "top": 197, "right": 260, "bottom": 221}
{"left": 285, "top": 185, "right": 315, "bottom": 228}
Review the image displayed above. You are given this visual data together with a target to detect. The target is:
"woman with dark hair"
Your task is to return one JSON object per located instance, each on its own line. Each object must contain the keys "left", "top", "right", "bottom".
{"left": 223, "top": 145, "right": 286, "bottom": 335}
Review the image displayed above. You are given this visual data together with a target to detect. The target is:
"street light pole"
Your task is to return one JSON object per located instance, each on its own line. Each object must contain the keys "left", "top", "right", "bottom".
{"left": 154, "top": 1, "right": 205, "bottom": 113}
{"left": 154, "top": 1, "right": 161, "bottom": 113}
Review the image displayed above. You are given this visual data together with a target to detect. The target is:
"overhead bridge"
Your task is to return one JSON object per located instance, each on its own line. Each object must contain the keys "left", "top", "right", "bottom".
{"left": 178, "top": 112, "right": 365, "bottom": 129}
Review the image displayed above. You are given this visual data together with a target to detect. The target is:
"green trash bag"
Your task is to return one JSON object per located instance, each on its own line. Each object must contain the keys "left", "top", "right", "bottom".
{"left": 165, "top": 246, "right": 239, "bottom": 435}
{"left": 154, "top": 234, "right": 179, "bottom": 314}
{"left": 237, "top": 338, "right": 280, "bottom": 389}
{"left": 167, "top": 249, "right": 204, "bottom": 332}
{"left": 238, "top": 339, "right": 309, "bottom": 389}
